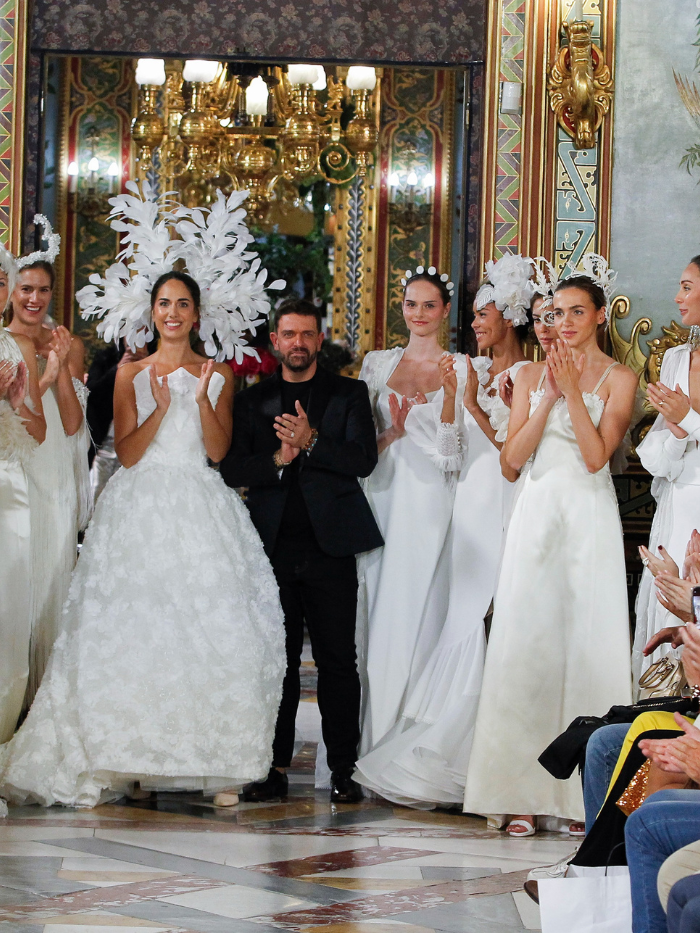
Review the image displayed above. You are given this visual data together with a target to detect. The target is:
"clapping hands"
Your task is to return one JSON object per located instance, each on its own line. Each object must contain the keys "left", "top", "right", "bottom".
{"left": 439, "top": 353, "right": 457, "bottom": 400}
{"left": 547, "top": 340, "right": 584, "bottom": 398}
{"left": 195, "top": 359, "right": 215, "bottom": 407}
{"left": 0, "top": 360, "right": 28, "bottom": 409}
{"left": 647, "top": 381, "right": 691, "bottom": 426}
{"left": 148, "top": 365, "right": 171, "bottom": 413}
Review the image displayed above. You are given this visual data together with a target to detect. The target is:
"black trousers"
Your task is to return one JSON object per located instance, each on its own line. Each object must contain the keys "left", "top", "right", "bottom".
{"left": 270, "top": 536, "right": 360, "bottom": 773}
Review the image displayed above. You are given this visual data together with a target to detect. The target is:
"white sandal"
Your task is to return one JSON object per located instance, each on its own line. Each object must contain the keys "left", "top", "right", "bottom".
{"left": 213, "top": 791, "right": 240, "bottom": 807}
{"left": 506, "top": 818, "right": 536, "bottom": 837}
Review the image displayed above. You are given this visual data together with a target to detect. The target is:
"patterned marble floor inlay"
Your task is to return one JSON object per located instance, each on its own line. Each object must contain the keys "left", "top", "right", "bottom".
{"left": 0, "top": 678, "right": 575, "bottom": 932}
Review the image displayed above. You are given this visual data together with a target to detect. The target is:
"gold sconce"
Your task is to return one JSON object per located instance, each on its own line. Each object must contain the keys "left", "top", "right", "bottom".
{"left": 547, "top": 1, "right": 613, "bottom": 150}
{"left": 130, "top": 58, "right": 380, "bottom": 219}
{"left": 67, "top": 126, "right": 122, "bottom": 219}
{"left": 388, "top": 147, "right": 434, "bottom": 234}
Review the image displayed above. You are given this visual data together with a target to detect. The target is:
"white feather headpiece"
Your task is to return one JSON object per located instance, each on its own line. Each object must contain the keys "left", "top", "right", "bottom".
{"left": 578, "top": 253, "right": 617, "bottom": 320}
{"left": 530, "top": 256, "right": 560, "bottom": 309}
{"left": 476, "top": 253, "right": 535, "bottom": 327}
{"left": 16, "top": 215, "right": 61, "bottom": 270}
{"left": 0, "top": 244, "right": 16, "bottom": 312}
{"left": 77, "top": 180, "right": 285, "bottom": 361}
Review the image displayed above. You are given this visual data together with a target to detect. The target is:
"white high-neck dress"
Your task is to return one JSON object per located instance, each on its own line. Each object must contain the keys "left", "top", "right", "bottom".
{"left": 635, "top": 343, "right": 700, "bottom": 684}
{"left": 0, "top": 366, "right": 285, "bottom": 807}
{"left": 464, "top": 365, "right": 632, "bottom": 822}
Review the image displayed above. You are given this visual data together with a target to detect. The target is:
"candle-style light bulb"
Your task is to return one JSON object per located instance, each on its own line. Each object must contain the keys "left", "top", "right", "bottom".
{"left": 287, "top": 64, "right": 319, "bottom": 86}
{"left": 389, "top": 172, "right": 400, "bottom": 187}
{"left": 135, "top": 58, "right": 166, "bottom": 86}
{"left": 182, "top": 60, "right": 219, "bottom": 83}
{"left": 68, "top": 160, "right": 78, "bottom": 194}
{"left": 246, "top": 75, "right": 269, "bottom": 116}
{"left": 422, "top": 172, "right": 435, "bottom": 189}
{"left": 313, "top": 66, "right": 327, "bottom": 91}
{"left": 407, "top": 171, "right": 418, "bottom": 186}
{"left": 346, "top": 66, "right": 377, "bottom": 91}
{"left": 87, "top": 157, "right": 99, "bottom": 173}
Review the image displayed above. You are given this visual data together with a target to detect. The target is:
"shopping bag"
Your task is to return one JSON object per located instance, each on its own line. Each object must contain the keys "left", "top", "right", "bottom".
{"left": 539, "top": 870, "right": 632, "bottom": 933}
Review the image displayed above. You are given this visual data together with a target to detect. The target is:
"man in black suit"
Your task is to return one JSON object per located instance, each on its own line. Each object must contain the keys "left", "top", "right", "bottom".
{"left": 220, "top": 298, "right": 382, "bottom": 803}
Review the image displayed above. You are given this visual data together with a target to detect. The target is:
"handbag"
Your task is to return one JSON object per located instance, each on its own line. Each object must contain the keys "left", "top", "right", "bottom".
{"left": 638, "top": 655, "right": 687, "bottom": 699}
{"left": 539, "top": 869, "right": 632, "bottom": 933}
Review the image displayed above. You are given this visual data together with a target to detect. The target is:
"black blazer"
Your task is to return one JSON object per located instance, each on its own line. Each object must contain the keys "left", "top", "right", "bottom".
{"left": 220, "top": 365, "right": 383, "bottom": 559}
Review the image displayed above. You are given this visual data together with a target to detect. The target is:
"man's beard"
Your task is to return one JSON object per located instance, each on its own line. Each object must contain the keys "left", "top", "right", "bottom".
{"left": 280, "top": 346, "right": 317, "bottom": 373}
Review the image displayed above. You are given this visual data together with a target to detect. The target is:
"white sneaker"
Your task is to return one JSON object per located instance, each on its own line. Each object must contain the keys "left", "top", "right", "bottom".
{"left": 526, "top": 849, "right": 579, "bottom": 882}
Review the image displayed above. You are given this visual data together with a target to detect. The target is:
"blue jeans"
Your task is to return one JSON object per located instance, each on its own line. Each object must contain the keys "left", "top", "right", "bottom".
{"left": 583, "top": 722, "right": 629, "bottom": 833}
{"left": 668, "top": 873, "right": 700, "bottom": 933}
{"left": 625, "top": 790, "right": 700, "bottom": 933}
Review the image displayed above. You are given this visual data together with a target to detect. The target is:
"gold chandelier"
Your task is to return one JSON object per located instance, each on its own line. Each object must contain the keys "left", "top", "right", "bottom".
{"left": 131, "top": 58, "right": 380, "bottom": 219}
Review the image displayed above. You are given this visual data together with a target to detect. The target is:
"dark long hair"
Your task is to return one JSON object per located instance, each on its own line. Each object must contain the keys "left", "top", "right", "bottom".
{"left": 150, "top": 270, "right": 201, "bottom": 314}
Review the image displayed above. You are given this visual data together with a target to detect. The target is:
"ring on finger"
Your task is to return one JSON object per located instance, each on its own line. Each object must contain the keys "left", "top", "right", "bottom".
{"left": 291, "top": 431, "right": 295, "bottom": 438}
{"left": 642, "top": 557, "right": 650, "bottom": 567}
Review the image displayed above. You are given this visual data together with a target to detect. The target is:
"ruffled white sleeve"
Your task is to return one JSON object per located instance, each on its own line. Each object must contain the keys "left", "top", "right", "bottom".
{"left": 637, "top": 346, "right": 694, "bottom": 482}
{"left": 403, "top": 355, "right": 466, "bottom": 472}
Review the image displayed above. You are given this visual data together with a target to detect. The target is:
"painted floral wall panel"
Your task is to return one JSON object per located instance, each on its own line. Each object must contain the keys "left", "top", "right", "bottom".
{"left": 31, "top": 0, "right": 485, "bottom": 65}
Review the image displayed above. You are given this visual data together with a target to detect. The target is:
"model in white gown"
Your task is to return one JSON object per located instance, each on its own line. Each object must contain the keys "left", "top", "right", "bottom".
{"left": 356, "top": 347, "right": 461, "bottom": 752}
{"left": 9, "top": 259, "right": 92, "bottom": 702}
{"left": 0, "top": 326, "right": 44, "bottom": 745}
{"left": 464, "top": 363, "right": 633, "bottom": 822}
{"left": 635, "top": 344, "right": 700, "bottom": 678}
{"left": 0, "top": 364, "right": 286, "bottom": 807}
{"left": 354, "top": 355, "right": 528, "bottom": 806}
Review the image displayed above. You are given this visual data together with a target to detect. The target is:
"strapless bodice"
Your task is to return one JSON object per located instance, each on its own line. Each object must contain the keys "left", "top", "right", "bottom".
{"left": 133, "top": 367, "right": 224, "bottom": 469}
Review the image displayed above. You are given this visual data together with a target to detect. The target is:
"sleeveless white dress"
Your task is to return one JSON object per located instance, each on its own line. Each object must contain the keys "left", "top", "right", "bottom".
{"left": 354, "top": 358, "right": 528, "bottom": 808}
{"left": 23, "top": 357, "right": 91, "bottom": 705}
{"left": 0, "top": 328, "right": 37, "bottom": 745}
{"left": 0, "top": 367, "right": 285, "bottom": 808}
{"left": 463, "top": 365, "right": 632, "bottom": 822}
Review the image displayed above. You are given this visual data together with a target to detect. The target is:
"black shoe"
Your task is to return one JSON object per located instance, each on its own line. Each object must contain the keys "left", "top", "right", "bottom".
{"left": 242, "top": 768, "right": 288, "bottom": 802}
{"left": 330, "top": 769, "right": 363, "bottom": 804}
{"left": 523, "top": 880, "right": 539, "bottom": 904}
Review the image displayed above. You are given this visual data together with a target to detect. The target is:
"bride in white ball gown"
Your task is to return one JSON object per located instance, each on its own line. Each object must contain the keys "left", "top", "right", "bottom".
{"left": 0, "top": 184, "right": 286, "bottom": 808}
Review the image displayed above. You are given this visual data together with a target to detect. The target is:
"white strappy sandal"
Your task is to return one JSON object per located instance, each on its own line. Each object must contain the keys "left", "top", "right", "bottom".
{"left": 506, "top": 818, "right": 536, "bottom": 837}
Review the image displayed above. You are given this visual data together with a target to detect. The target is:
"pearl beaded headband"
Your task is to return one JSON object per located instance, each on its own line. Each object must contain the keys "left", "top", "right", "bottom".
{"left": 400, "top": 265, "right": 454, "bottom": 297}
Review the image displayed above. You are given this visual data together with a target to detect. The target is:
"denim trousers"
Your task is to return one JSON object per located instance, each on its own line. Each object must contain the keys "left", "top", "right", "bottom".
{"left": 583, "top": 722, "right": 629, "bottom": 833}
{"left": 625, "top": 789, "right": 700, "bottom": 933}
{"left": 668, "top": 872, "right": 700, "bottom": 933}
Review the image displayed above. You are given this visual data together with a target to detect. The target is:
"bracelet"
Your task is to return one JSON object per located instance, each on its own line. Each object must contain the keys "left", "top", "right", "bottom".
{"left": 273, "top": 449, "right": 292, "bottom": 469}
{"left": 692, "top": 684, "right": 700, "bottom": 701}
{"left": 302, "top": 428, "right": 319, "bottom": 453}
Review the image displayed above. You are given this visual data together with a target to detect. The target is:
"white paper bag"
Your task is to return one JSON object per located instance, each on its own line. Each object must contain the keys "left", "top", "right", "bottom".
{"left": 539, "top": 872, "right": 632, "bottom": 933}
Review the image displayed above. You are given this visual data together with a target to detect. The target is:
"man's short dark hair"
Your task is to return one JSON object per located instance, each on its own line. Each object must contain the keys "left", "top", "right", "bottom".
{"left": 272, "top": 298, "right": 323, "bottom": 333}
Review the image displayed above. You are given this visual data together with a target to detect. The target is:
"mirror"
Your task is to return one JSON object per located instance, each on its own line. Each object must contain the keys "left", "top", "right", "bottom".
{"left": 29, "top": 54, "right": 481, "bottom": 367}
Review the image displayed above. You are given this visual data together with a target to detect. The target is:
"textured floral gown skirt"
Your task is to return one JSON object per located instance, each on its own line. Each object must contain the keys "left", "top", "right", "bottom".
{"left": 463, "top": 378, "right": 632, "bottom": 822}
{"left": 0, "top": 368, "right": 286, "bottom": 807}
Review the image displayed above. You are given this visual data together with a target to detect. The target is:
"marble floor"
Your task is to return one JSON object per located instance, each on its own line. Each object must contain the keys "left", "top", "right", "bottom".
{"left": 0, "top": 657, "right": 578, "bottom": 933}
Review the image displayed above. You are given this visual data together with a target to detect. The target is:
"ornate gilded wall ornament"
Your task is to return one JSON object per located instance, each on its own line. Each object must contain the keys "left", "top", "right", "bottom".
{"left": 548, "top": 20, "right": 613, "bottom": 151}
{"left": 646, "top": 321, "right": 691, "bottom": 388}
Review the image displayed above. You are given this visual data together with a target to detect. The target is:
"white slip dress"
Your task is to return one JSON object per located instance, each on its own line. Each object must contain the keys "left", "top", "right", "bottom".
{"left": 463, "top": 364, "right": 633, "bottom": 822}
{"left": 0, "top": 367, "right": 286, "bottom": 808}
{"left": 23, "top": 356, "right": 91, "bottom": 704}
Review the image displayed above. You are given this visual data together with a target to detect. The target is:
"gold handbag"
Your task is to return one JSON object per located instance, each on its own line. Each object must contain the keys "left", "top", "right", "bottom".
{"left": 638, "top": 655, "right": 687, "bottom": 699}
